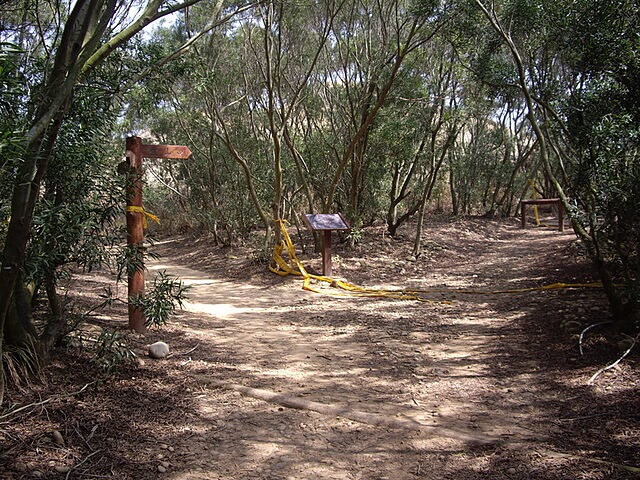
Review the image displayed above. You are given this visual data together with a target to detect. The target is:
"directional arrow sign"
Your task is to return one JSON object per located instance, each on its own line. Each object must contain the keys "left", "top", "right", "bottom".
{"left": 140, "top": 144, "right": 192, "bottom": 159}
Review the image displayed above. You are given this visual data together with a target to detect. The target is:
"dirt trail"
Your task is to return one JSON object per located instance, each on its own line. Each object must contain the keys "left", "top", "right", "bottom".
{"left": 3, "top": 217, "right": 638, "bottom": 480}
{"left": 135, "top": 219, "right": 633, "bottom": 480}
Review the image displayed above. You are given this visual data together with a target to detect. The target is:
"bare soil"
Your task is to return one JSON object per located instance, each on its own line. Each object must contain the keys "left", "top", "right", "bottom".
{"left": 1, "top": 216, "right": 639, "bottom": 480}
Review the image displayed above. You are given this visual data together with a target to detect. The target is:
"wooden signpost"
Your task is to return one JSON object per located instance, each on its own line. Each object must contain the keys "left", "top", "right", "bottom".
{"left": 302, "top": 213, "right": 350, "bottom": 276}
{"left": 125, "top": 136, "right": 191, "bottom": 333}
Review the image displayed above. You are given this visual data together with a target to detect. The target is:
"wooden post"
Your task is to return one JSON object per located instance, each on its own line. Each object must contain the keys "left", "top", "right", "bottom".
{"left": 124, "top": 137, "right": 191, "bottom": 333}
{"left": 125, "top": 136, "right": 146, "bottom": 333}
{"left": 322, "top": 230, "right": 332, "bottom": 277}
{"left": 557, "top": 202, "right": 564, "bottom": 232}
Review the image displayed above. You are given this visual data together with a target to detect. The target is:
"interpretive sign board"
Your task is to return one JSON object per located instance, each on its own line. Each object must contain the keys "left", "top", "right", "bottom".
{"left": 302, "top": 213, "right": 350, "bottom": 231}
{"left": 520, "top": 198, "right": 564, "bottom": 232}
{"left": 302, "top": 213, "right": 350, "bottom": 276}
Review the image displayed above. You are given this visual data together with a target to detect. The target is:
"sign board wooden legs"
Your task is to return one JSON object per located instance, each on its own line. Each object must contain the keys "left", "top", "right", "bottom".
{"left": 321, "top": 230, "right": 333, "bottom": 276}
{"left": 124, "top": 136, "right": 191, "bottom": 333}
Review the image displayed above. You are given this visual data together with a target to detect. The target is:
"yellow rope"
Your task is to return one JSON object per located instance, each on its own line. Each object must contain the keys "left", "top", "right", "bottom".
{"left": 528, "top": 178, "right": 542, "bottom": 226}
{"left": 528, "top": 179, "right": 550, "bottom": 227}
{"left": 126, "top": 205, "right": 160, "bottom": 229}
{"left": 270, "top": 219, "right": 606, "bottom": 302}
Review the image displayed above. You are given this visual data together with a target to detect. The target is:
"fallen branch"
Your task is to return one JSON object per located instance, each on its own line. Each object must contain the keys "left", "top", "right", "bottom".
{"left": 195, "top": 375, "right": 500, "bottom": 444}
{"left": 579, "top": 321, "right": 612, "bottom": 355}
{"left": 195, "top": 376, "right": 640, "bottom": 474}
{"left": 0, "top": 382, "right": 95, "bottom": 422}
{"left": 588, "top": 335, "right": 637, "bottom": 385}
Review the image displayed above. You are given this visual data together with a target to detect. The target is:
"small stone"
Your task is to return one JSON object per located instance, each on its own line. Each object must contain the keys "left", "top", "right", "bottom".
{"left": 161, "top": 461, "right": 170, "bottom": 468}
{"left": 618, "top": 338, "right": 635, "bottom": 351}
{"left": 562, "top": 320, "right": 583, "bottom": 334}
{"left": 507, "top": 467, "right": 517, "bottom": 474}
{"left": 158, "top": 465, "right": 167, "bottom": 473}
{"left": 168, "top": 446, "right": 175, "bottom": 452}
{"left": 148, "top": 342, "right": 170, "bottom": 359}
{"left": 159, "top": 444, "right": 169, "bottom": 450}
{"left": 52, "top": 430, "right": 65, "bottom": 447}
{"left": 405, "top": 255, "right": 417, "bottom": 263}
{"left": 54, "top": 466, "right": 71, "bottom": 473}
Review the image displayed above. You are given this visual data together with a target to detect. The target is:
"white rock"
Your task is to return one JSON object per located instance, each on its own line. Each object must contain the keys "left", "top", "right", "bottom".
{"left": 148, "top": 342, "right": 170, "bottom": 359}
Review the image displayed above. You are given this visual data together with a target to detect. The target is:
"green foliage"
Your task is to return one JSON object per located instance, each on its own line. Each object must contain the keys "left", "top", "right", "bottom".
{"left": 2, "top": 338, "right": 41, "bottom": 390}
{"left": 0, "top": 42, "right": 25, "bottom": 236}
{"left": 26, "top": 100, "right": 124, "bottom": 286}
{"left": 572, "top": 110, "right": 640, "bottom": 279}
{"left": 91, "top": 329, "right": 137, "bottom": 375}
{"left": 117, "top": 243, "right": 150, "bottom": 282}
{"left": 345, "top": 227, "right": 364, "bottom": 245}
{"left": 130, "top": 271, "right": 190, "bottom": 329}
{"left": 410, "top": 0, "right": 440, "bottom": 18}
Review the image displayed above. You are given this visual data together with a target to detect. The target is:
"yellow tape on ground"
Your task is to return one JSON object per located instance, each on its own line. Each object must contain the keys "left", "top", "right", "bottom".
{"left": 270, "top": 219, "right": 605, "bottom": 302}
{"left": 269, "top": 220, "right": 446, "bottom": 303}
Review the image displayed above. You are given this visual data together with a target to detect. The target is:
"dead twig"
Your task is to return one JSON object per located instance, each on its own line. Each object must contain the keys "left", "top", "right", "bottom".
{"left": 65, "top": 449, "right": 103, "bottom": 480}
{"left": 167, "top": 344, "right": 199, "bottom": 358}
{"left": 579, "top": 321, "right": 611, "bottom": 355}
{"left": 0, "top": 382, "right": 95, "bottom": 422}
{"left": 587, "top": 335, "right": 637, "bottom": 385}
{"left": 535, "top": 447, "right": 640, "bottom": 474}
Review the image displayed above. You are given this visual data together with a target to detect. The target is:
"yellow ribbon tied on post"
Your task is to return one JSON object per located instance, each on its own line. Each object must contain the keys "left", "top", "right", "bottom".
{"left": 126, "top": 206, "right": 160, "bottom": 229}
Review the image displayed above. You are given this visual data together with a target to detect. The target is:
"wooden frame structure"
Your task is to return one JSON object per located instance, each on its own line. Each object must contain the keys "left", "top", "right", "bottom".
{"left": 520, "top": 198, "right": 564, "bottom": 232}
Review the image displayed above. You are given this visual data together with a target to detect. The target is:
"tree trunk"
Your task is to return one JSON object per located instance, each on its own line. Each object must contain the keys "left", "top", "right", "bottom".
{"left": 38, "top": 275, "right": 69, "bottom": 361}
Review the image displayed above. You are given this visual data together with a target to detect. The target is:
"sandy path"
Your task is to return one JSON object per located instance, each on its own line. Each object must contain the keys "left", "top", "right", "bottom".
{"left": 142, "top": 224, "right": 601, "bottom": 480}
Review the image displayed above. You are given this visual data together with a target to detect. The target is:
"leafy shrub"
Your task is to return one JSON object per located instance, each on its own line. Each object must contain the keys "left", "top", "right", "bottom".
{"left": 129, "top": 271, "right": 190, "bottom": 329}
